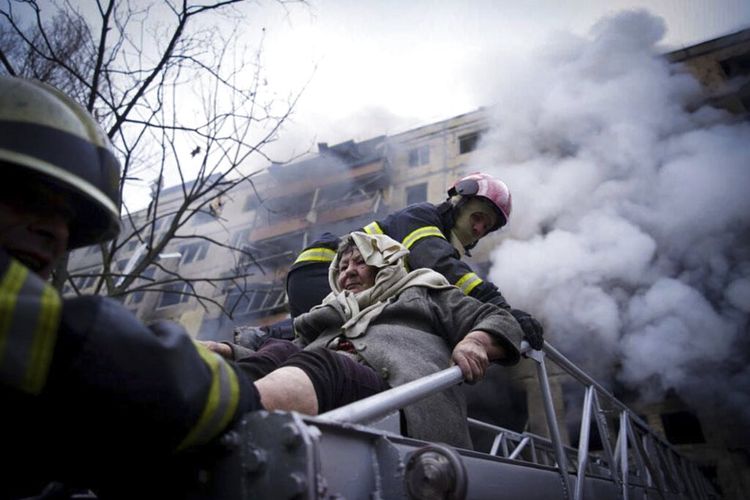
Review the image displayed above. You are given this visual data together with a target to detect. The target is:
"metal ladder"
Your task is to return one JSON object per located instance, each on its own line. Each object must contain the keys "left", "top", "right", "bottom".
{"left": 464, "top": 343, "right": 717, "bottom": 499}
{"left": 191, "top": 341, "right": 719, "bottom": 499}
{"left": 315, "top": 342, "right": 718, "bottom": 499}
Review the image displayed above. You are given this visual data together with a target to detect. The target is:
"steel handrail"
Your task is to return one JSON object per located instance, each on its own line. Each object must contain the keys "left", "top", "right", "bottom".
{"left": 317, "top": 340, "right": 716, "bottom": 500}
{"left": 318, "top": 365, "right": 464, "bottom": 425}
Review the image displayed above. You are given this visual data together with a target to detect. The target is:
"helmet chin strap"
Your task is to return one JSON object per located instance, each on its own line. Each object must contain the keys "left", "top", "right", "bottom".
{"left": 449, "top": 230, "right": 469, "bottom": 257}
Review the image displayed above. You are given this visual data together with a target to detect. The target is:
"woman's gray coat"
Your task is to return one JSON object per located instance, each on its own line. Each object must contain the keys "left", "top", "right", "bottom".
{"left": 294, "top": 285, "right": 523, "bottom": 449}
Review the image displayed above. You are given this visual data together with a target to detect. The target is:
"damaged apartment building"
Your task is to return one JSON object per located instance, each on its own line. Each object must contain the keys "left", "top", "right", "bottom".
{"left": 65, "top": 27, "right": 750, "bottom": 498}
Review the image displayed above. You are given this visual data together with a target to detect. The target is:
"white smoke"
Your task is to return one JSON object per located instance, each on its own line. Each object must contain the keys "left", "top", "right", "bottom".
{"left": 475, "top": 10, "right": 750, "bottom": 433}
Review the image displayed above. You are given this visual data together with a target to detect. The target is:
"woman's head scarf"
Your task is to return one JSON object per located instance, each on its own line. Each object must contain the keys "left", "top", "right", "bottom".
{"left": 318, "top": 231, "right": 450, "bottom": 339}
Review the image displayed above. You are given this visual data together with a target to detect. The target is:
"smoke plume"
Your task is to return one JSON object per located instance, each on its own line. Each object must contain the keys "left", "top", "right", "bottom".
{"left": 475, "top": 10, "right": 750, "bottom": 437}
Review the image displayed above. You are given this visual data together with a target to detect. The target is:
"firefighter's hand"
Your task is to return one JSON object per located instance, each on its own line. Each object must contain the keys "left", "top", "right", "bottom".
{"left": 511, "top": 309, "right": 544, "bottom": 350}
{"left": 199, "top": 340, "right": 233, "bottom": 359}
{"left": 452, "top": 331, "right": 492, "bottom": 384}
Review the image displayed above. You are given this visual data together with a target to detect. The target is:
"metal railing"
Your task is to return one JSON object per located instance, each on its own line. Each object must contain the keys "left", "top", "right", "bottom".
{"left": 527, "top": 342, "right": 716, "bottom": 500}
{"left": 318, "top": 341, "right": 718, "bottom": 500}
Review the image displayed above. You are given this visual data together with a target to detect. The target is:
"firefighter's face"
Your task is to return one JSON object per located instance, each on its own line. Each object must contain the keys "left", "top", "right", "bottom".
{"left": 453, "top": 198, "right": 499, "bottom": 247}
{"left": 469, "top": 207, "right": 497, "bottom": 239}
{"left": 336, "top": 248, "right": 377, "bottom": 294}
{"left": 0, "top": 182, "right": 73, "bottom": 279}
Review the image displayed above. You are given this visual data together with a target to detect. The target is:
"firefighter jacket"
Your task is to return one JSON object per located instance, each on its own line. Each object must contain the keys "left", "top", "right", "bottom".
{"left": 289, "top": 201, "right": 511, "bottom": 315}
{"left": 0, "top": 249, "right": 260, "bottom": 497}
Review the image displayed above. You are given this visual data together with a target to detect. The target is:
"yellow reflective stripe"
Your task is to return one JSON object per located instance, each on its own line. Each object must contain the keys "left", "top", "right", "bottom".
{"left": 0, "top": 260, "right": 27, "bottom": 361}
{"left": 363, "top": 221, "right": 383, "bottom": 235}
{"left": 455, "top": 272, "right": 483, "bottom": 295}
{"left": 0, "top": 260, "right": 61, "bottom": 395}
{"left": 25, "top": 284, "right": 61, "bottom": 394}
{"left": 177, "top": 343, "right": 240, "bottom": 451}
{"left": 293, "top": 247, "right": 336, "bottom": 265}
{"left": 402, "top": 226, "right": 445, "bottom": 249}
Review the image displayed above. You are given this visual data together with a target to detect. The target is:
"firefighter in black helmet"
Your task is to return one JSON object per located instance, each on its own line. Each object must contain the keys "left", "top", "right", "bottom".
{"left": 0, "top": 76, "right": 262, "bottom": 498}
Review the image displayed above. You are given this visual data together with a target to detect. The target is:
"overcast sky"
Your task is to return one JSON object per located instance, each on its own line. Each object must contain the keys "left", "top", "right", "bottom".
{"left": 254, "top": 0, "right": 750, "bottom": 156}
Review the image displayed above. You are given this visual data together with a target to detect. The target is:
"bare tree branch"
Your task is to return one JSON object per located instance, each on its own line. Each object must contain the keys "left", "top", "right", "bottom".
{"left": 2, "top": 0, "right": 309, "bottom": 328}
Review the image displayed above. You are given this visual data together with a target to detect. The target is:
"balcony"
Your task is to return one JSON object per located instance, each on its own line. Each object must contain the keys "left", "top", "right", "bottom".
{"left": 263, "top": 159, "right": 387, "bottom": 201}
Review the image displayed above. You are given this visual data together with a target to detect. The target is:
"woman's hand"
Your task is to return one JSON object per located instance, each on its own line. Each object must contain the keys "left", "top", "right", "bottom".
{"left": 451, "top": 331, "right": 492, "bottom": 383}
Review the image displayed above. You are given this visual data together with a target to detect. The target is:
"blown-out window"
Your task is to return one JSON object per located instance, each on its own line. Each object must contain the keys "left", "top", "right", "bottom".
{"left": 459, "top": 132, "right": 482, "bottom": 154}
{"left": 225, "top": 284, "right": 286, "bottom": 318}
{"left": 406, "top": 183, "right": 427, "bottom": 205}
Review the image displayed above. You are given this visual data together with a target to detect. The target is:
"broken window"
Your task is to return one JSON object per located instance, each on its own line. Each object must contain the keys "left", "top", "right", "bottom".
{"left": 225, "top": 284, "right": 286, "bottom": 319}
{"left": 459, "top": 131, "right": 482, "bottom": 154}
{"left": 660, "top": 410, "right": 706, "bottom": 445}
{"left": 406, "top": 183, "right": 428, "bottom": 205}
{"left": 408, "top": 145, "right": 430, "bottom": 167}
{"left": 245, "top": 232, "right": 305, "bottom": 269}
{"left": 263, "top": 192, "right": 315, "bottom": 221}
{"left": 719, "top": 52, "right": 750, "bottom": 78}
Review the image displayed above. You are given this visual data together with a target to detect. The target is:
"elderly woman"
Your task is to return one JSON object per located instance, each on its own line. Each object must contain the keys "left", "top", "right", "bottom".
{"left": 217, "top": 232, "right": 523, "bottom": 448}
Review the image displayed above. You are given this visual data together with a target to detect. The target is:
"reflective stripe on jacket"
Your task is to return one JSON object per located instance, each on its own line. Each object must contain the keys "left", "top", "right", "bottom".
{"left": 0, "top": 249, "right": 259, "bottom": 457}
{"left": 290, "top": 202, "right": 510, "bottom": 309}
{"left": 0, "top": 251, "right": 61, "bottom": 395}
{"left": 362, "top": 202, "right": 510, "bottom": 308}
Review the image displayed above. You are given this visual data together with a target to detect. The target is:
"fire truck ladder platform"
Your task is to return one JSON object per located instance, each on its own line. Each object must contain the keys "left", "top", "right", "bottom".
{"left": 195, "top": 342, "right": 719, "bottom": 500}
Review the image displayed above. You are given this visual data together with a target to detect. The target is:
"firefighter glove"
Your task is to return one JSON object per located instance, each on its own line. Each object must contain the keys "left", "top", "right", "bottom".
{"left": 233, "top": 325, "right": 271, "bottom": 351}
{"left": 511, "top": 309, "right": 544, "bottom": 350}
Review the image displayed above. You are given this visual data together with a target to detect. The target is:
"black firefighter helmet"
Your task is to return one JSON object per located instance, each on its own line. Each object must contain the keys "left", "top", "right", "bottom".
{"left": 0, "top": 75, "right": 121, "bottom": 249}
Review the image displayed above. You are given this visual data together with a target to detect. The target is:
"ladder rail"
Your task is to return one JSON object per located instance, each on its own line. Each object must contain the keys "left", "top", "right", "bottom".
{"left": 591, "top": 390, "right": 621, "bottom": 487}
{"left": 317, "top": 340, "right": 717, "bottom": 500}
{"left": 535, "top": 342, "right": 719, "bottom": 499}
{"left": 574, "top": 385, "right": 595, "bottom": 500}
{"left": 530, "top": 347, "right": 574, "bottom": 499}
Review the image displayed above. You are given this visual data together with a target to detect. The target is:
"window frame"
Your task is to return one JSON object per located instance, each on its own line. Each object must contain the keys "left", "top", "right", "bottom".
{"left": 458, "top": 131, "right": 482, "bottom": 155}
{"left": 405, "top": 182, "right": 428, "bottom": 205}
{"left": 157, "top": 281, "right": 191, "bottom": 308}
{"left": 407, "top": 144, "right": 430, "bottom": 167}
{"left": 179, "top": 241, "right": 210, "bottom": 265}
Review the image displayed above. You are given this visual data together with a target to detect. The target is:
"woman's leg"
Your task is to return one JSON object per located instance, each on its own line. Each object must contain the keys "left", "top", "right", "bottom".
{"left": 255, "top": 366, "right": 319, "bottom": 414}
{"left": 255, "top": 348, "right": 389, "bottom": 414}
{"left": 235, "top": 338, "right": 301, "bottom": 381}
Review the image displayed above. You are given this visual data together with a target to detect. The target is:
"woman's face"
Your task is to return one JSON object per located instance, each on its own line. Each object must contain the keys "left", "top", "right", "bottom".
{"left": 336, "top": 247, "right": 377, "bottom": 293}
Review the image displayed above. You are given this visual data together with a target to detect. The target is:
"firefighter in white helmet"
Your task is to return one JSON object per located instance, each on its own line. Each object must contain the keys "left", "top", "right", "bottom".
{"left": 0, "top": 76, "right": 262, "bottom": 498}
{"left": 222, "top": 172, "right": 543, "bottom": 359}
